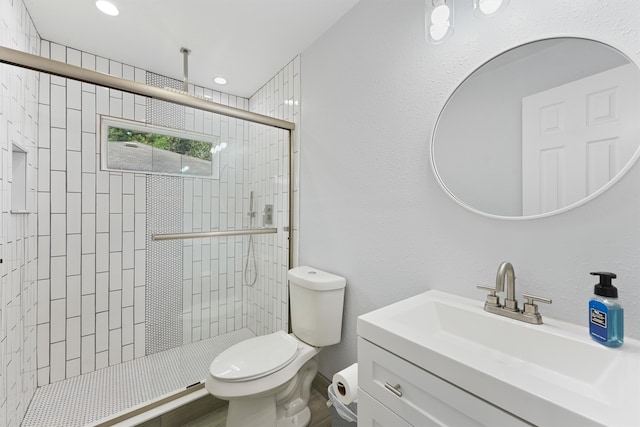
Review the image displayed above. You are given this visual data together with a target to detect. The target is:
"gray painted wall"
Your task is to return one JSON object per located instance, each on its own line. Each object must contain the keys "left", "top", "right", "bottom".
{"left": 299, "top": 0, "right": 640, "bottom": 378}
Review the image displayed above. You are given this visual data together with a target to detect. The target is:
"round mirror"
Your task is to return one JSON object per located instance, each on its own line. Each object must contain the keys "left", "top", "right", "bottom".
{"left": 431, "top": 38, "right": 640, "bottom": 219}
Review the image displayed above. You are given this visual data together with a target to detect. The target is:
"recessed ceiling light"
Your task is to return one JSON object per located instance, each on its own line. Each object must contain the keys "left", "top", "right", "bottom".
{"left": 213, "top": 77, "right": 228, "bottom": 85}
{"left": 96, "top": 0, "right": 119, "bottom": 16}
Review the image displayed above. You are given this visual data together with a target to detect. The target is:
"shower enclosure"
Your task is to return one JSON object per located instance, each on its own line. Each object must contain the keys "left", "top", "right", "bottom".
{"left": 0, "top": 29, "right": 298, "bottom": 425}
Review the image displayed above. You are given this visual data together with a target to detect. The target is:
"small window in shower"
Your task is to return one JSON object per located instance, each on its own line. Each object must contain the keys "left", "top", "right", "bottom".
{"left": 100, "top": 116, "right": 220, "bottom": 178}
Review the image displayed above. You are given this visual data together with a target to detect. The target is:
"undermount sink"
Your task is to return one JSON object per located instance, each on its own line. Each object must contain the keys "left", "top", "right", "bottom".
{"left": 357, "top": 290, "right": 640, "bottom": 426}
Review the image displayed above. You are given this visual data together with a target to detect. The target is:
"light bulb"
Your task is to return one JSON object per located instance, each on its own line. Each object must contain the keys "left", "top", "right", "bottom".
{"left": 431, "top": 4, "right": 450, "bottom": 25}
{"left": 95, "top": 0, "right": 119, "bottom": 16}
{"left": 474, "top": 0, "right": 508, "bottom": 17}
{"left": 430, "top": 23, "right": 450, "bottom": 42}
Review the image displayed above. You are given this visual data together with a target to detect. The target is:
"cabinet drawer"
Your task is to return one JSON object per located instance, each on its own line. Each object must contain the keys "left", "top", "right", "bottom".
{"left": 358, "top": 338, "right": 529, "bottom": 427}
{"left": 358, "top": 390, "right": 412, "bottom": 427}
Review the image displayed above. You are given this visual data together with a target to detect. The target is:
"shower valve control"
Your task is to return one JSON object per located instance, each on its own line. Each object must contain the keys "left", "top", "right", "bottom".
{"left": 264, "top": 204, "right": 273, "bottom": 225}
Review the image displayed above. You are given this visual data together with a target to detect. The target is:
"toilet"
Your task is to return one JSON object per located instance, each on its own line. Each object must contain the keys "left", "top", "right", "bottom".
{"left": 205, "top": 266, "right": 346, "bottom": 427}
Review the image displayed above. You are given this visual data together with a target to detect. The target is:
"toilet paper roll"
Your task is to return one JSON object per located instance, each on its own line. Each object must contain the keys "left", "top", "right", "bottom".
{"left": 332, "top": 363, "right": 358, "bottom": 405}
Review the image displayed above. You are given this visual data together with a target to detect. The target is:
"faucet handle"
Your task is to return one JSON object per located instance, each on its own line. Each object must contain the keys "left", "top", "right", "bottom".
{"left": 476, "top": 284, "right": 496, "bottom": 294}
{"left": 476, "top": 285, "right": 500, "bottom": 307}
{"left": 522, "top": 294, "right": 552, "bottom": 324}
{"left": 523, "top": 294, "right": 552, "bottom": 306}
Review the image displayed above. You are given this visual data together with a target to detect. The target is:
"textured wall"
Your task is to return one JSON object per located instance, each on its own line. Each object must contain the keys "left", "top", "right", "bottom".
{"left": 299, "top": 0, "right": 640, "bottom": 378}
{"left": 0, "top": 0, "right": 40, "bottom": 424}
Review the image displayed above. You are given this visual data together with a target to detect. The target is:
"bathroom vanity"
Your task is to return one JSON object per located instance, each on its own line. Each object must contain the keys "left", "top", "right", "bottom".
{"left": 356, "top": 290, "right": 640, "bottom": 427}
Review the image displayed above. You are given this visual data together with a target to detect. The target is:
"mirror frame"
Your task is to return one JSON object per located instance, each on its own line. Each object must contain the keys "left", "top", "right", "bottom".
{"left": 430, "top": 36, "right": 640, "bottom": 220}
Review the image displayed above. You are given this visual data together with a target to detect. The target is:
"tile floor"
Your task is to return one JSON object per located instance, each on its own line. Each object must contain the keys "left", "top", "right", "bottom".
{"left": 140, "top": 387, "right": 332, "bottom": 427}
{"left": 22, "top": 329, "right": 254, "bottom": 426}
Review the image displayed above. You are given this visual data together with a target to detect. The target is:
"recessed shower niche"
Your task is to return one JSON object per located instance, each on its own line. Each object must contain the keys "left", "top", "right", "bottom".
{"left": 11, "top": 143, "right": 28, "bottom": 213}
{"left": 431, "top": 37, "right": 640, "bottom": 219}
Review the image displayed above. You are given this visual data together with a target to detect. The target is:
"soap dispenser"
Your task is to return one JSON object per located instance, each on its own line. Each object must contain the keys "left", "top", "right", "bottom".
{"left": 589, "top": 272, "right": 624, "bottom": 348}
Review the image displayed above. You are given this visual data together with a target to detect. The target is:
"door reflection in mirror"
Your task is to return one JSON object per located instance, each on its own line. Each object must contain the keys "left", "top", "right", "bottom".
{"left": 432, "top": 38, "right": 640, "bottom": 219}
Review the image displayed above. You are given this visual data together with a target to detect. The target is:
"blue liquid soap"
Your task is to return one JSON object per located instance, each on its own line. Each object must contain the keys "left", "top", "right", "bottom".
{"left": 589, "top": 296, "right": 624, "bottom": 347}
{"left": 589, "top": 272, "right": 624, "bottom": 348}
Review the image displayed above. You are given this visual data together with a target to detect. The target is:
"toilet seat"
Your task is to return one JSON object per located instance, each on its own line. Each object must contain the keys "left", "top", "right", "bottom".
{"left": 210, "top": 331, "right": 299, "bottom": 381}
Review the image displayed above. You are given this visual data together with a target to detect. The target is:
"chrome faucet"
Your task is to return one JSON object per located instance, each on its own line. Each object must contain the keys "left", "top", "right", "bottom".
{"left": 477, "top": 261, "right": 552, "bottom": 325}
{"left": 495, "top": 261, "right": 518, "bottom": 312}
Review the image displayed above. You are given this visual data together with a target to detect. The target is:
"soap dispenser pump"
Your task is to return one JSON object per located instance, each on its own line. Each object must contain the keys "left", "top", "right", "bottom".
{"left": 589, "top": 272, "right": 624, "bottom": 348}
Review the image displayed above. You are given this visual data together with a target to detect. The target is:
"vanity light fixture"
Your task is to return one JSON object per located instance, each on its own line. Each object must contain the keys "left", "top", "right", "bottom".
{"left": 473, "top": 0, "right": 509, "bottom": 17}
{"left": 95, "top": 0, "right": 119, "bottom": 16}
{"left": 425, "top": 0, "right": 453, "bottom": 44}
{"left": 427, "top": 0, "right": 509, "bottom": 44}
{"left": 213, "top": 76, "right": 228, "bottom": 85}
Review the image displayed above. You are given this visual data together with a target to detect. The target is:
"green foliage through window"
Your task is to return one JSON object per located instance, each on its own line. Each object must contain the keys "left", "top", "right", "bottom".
{"left": 108, "top": 127, "right": 212, "bottom": 161}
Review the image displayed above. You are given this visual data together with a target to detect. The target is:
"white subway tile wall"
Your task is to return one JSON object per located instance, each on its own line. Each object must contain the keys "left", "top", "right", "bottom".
{"left": 247, "top": 56, "right": 300, "bottom": 336}
{"left": 37, "top": 40, "right": 149, "bottom": 387}
{"left": 144, "top": 74, "right": 257, "bottom": 353}
{"left": 0, "top": 0, "right": 40, "bottom": 424}
{"left": 35, "top": 43, "right": 296, "bottom": 386}
{"left": 180, "top": 91, "right": 252, "bottom": 344}
{"left": 3, "top": 2, "right": 298, "bottom": 423}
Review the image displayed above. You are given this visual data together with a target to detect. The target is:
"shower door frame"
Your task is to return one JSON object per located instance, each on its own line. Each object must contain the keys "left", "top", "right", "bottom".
{"left": 0, "top": 47, "right": 295, "bottom": 264}
{"left": 0, "top": 45, "right": 296, "bottom": 420}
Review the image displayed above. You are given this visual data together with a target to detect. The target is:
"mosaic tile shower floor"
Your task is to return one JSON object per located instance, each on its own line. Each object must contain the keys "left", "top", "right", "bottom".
{"left": 22, "top": 329, "right": 255, "bottom": 427}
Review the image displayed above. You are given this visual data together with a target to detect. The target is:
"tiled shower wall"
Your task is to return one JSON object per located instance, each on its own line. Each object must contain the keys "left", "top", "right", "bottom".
{"left": 246, "top": 56, "right": 300, "bottom": 336}
{"left": 0, "top": 0, "right": 40, "bottom": 424}
{"left": 179, "top": 90, "right": 252, "bottom": 345}
{"left": 34, "top": 40, "right": 289, "bottom": 384}
{"left": 146, "top": 83, "right": 253, "bottom": 353}
{"left": 36, "top": 41, "right": 149, "bottom": 386}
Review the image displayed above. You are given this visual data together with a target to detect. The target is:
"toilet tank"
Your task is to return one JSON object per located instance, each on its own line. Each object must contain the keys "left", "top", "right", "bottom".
{"left": 288, "top": 266, "right": 346, "bottom": 347}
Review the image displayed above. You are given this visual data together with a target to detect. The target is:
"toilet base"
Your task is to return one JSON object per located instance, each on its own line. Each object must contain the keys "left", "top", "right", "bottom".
{"left": 224, "top": 357, "right": 318, "bottom": 427}
{"left": 227, "top": 399, "right": 311, "bottom": 427}
{"left": 227, "top": 395, "right": 275, "bottom": 427}
{"left": 277, "top": 406, "right": 310, "bottom": 427}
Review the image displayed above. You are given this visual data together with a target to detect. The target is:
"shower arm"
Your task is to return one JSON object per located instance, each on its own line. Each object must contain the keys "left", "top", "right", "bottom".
{"left": 180, "top": 47, "right": 191, "bottom": 92}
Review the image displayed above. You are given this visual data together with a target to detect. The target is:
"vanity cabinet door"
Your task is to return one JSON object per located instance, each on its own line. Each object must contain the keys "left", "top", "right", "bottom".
{"left": 358, "top": 389, "right": 412, "bottom": 427}
{"left": 358, "top": 338, "right": 530, "bottom": 427}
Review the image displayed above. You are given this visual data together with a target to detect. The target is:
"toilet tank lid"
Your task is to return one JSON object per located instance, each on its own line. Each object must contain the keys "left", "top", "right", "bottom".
{"left": 288, "top": 266, "right": 346, "bottom": 291}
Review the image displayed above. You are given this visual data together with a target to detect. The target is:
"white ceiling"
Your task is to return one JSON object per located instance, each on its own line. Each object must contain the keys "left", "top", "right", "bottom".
{"left": 23, "top": 0, "right": 360, "bottom": 98}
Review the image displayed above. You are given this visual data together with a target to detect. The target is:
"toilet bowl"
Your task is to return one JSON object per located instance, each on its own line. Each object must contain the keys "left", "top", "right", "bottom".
{"left": 205, "top": 266, "right": 346, "bottom": 427}
{"left": 205, "top": 331, "right": 321, "bottom": 426}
